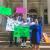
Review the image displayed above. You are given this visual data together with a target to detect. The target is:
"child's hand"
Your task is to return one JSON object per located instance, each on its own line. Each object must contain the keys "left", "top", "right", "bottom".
{"left": 19, "top": 38, "right": 22, "bottom": 43}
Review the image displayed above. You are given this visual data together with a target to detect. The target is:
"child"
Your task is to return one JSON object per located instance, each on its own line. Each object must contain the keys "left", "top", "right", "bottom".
{"left": 21, "top": 19, "right": 30, "bottom": 47}
{"left": 30, "top": 18, "right": 41, "bottom": 50}
{"left": 34, "top": 19, "right": 42, "bottom": 50}
{"left": 6, "top": 17, "right": 14, "bottom": 47}
{"left": 30, "top": 18, "right": 36, "bottom": 47}
{"left": 13, "top": 14, "right": 23, "bottom": 47}
{"left": 26, "top": 14, "right": 31, "bottom": 23}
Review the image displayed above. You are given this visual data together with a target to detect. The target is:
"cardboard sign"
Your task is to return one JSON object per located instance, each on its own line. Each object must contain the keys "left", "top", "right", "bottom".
{"left": 0, "top": 6, "right": 13, "bottom": 16}
{"left": 16, "top": 7, "right": 26, "bottom": 14}
{"left": 14, "top": 25, "right": 30, "bottom": 38}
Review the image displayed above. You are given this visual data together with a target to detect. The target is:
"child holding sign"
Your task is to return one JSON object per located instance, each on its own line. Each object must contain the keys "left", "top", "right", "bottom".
{"left": 6, "top": 17, "right": 14, "bottom": 47}
{"left": 20, "top": 19, "right": 30, "bottom": 47}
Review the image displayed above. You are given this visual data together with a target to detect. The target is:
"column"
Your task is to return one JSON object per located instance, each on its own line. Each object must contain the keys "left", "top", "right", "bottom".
{"left": 0, "top": 0, "right": 4, "bottom": 32}
{"left": 39, "top": 0, "right": 44, "bottom": 25}
{"left": 0, "top": 0, "right": 4, "bottom": 21}
{"left": 23, "top": 0, "right": 27, "bottom": 19}
{"left": 47, "top": 0, "right": 50, "bottom": 24}
{"left": 39, "top": 0, "right": 44, "bottom": 17}
{"left": 0, "top": 0, "right": 4, "bottom": 6}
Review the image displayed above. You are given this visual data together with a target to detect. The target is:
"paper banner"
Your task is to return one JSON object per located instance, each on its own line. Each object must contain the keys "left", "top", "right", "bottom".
{"left": 16, "top": 7, "right": 26, "bottom": 14}
{"left": 0, "top": 6, "right": 13, "bottom": 16}
{"left": 14, "top": 25, "right": 30, "bottom": 38}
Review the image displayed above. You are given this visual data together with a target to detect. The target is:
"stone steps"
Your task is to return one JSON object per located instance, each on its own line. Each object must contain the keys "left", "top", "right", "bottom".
{"left": 0, "top": 24, "right": 50, "bottom": 46}
{"left": 43, "top": 25, "right": 50, "bottom": 32}
{"left": 0, "top": 46, "right": 50, "bottom": 50}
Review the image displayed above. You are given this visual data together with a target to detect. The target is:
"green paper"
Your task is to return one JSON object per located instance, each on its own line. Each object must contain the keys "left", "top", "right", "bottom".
{"left": 13, "top": 25, "right": 30, "bottom": 38}
{"left": 23, "top": 26, "right": 30, "bottom": 38}
{"left": 0, "top": 6, "right": 13, "bottom": 16}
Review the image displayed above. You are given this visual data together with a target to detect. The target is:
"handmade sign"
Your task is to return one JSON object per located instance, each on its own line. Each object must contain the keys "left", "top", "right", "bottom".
{"left": 0, "top": 6, "right": 13, "bottom": 16}
{"left": 13, "top": 25, "right": 30, "bottom": 38}
{"left": 16, "top": 7, "right": 26, "bottom": 14}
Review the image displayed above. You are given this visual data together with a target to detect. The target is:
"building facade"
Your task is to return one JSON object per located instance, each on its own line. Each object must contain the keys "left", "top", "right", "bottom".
{"left": 0, "top": 0, "right": 50, "bottom": 32}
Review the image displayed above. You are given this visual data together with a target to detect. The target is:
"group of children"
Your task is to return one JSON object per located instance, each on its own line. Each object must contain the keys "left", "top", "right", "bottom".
{"left": 6, "top": 13, "right": 42, "bottom": 50}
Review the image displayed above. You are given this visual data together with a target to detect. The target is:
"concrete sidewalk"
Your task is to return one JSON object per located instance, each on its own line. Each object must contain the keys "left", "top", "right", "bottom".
{"left": 0, "top": 45, "right": 50, "bottom": 50}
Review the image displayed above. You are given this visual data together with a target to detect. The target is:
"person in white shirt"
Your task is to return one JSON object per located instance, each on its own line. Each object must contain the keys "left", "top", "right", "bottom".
{"left": 6, "top": 17, "right": 14, "bottom": 31}
{"left": 6, "top": 16, "right": 14, "bottom": 47}
{"left": 6, "top": 12, "right": 19, "bottom": 47}
{"left": 26, "top": 14, "right": 31, "bottom": 23}
{"left": 13, "top": 14, "right": 23, "bottom": 47}
{"left": 21, "top": 19, "right": 29, "bottom": 47}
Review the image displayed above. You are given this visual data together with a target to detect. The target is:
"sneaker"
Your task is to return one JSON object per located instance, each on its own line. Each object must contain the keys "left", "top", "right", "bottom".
{"left": 21, "top": 43, "right": 23, "bottom": 47}
{"left": 23, "top": 42, "right": 26, "bottom": 47}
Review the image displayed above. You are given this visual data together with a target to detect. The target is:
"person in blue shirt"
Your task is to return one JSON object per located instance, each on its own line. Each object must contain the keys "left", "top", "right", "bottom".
{"left": 17, "top": 14, "right": 23, "bottom": 22}
{"left": 30, "top": 18, "right": 41, "bottom": 50}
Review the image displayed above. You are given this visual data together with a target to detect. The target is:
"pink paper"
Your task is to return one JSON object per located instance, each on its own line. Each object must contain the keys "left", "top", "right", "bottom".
{"left": 16, "top": 7, "right": 26, "bottom": 14}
